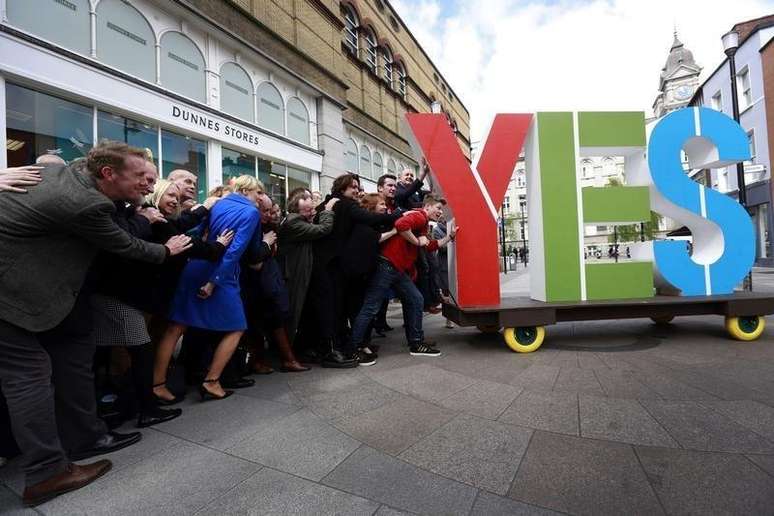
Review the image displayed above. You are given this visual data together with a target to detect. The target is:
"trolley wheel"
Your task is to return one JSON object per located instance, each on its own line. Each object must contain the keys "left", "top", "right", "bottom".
{"left": 725, "top": 315, "right": 765, "bottom": 341}
{"left": 477, "top": 325, "right": 502, "bottom": 334}
{"left": 504, "top": 326, "right": 545, "bottom": 353}
{"left": 651, "top": 315, "right": 675, "bottom": 325}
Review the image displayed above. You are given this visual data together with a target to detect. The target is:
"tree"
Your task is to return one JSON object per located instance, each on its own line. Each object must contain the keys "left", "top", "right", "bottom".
{"left": 604, "top": 177, "right": 662, "bottom": 243}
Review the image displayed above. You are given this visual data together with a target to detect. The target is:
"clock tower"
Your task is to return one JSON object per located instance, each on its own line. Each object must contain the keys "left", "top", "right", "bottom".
{"left": 653, "top": 31, "right": 702, "bottom": 118}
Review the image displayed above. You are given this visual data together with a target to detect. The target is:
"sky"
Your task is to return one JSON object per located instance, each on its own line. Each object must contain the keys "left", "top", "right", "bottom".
{"left": 390, "top": 0, "right": 774, "bottom": 147}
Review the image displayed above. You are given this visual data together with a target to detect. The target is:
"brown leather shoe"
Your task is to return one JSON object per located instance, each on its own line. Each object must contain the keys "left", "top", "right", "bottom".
{"left": 23, "top": 460, "right": 112, "bottom": 507}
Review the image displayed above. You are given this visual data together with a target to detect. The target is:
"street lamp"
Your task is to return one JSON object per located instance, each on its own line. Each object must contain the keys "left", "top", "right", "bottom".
{"left": 722, "top": 28, "right": 753, "bottom": 290}
{"left": 519, "top": 199, "right": 527, "bottom": 266}
{"left": 722, "top": 29, "right": 747, "bottom": 208}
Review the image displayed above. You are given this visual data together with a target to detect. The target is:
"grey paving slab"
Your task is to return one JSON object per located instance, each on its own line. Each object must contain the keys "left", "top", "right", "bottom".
{"left": 548, "top": 351, "right": 579, "bottom": 369}
{"left": 746, "top": 454, "right": 774, "bottom": 477}
{"left": 301, "top": 380, "right": 403, "bottom": 420}
{"left": 508, "top": 365, "right": 561, "bottom": 392}
{"left": 154, "top": 393, "right": 299, "bottom": 450}
{"left": 237, "top": 374, "right": 304, "bottom": 405}
{"left": 332, "top": 397, "right": 456, "bottom": 455}
{"left": 630, "top": 368, "right": 720, "bottom": 401}
{"left": 509, "top": 432, "right": 664, "bottom": 515}
{"left": 399, "top": 414, "right": 533, "bottom": 495}
{"left": 196, "top": 467, "right": 379, "bottom": 515}
{"left": 38, "top": 441, "right": 260, "bottom": 515}
{"left": 498, "top": 390, "right": 579, "bottom": 435}
{"left": 640, "top": 400, "right": 774, "bottom": 453}
{"left": 366, "top": 364, "right": 476, "bottom": 403}
{"left": 579, "top": 395, "right": 679, "bottom": 447}
{"left": 226, "top": 409, "right": 360, "bottom": 481}
{"left": 470, "top": 491, "right": 562, "bottom": 516}
{"left": 0, "top": 485, "right": 34, "bottom": 515}
{"left": 322, "top": 446, "right": 478, "bottom": 516}
{"left": 552, "top": 367, "right": 606, "bottom": 396}
{"left": 699, "top": 400, "right": 774, "bottom": 441}
{"left": 437, "top": 379, "right": 523, "bottom": 420}
{"left": 288, "top": 370, "right": 370, "bottom": 398}
{"left": 593, "top": 367, "right": 663, "bottom": 399}
{"left": 576, "top": 352, "right": 610, "bottom": 370}
{"left": 664, "top": 368, "right": 767, "bottom": 401}
{"left": 374, "top": 505, "right": 413, "bottom": 516}
{"left": 636, "top": 446, "right": 774, "bottom": 515}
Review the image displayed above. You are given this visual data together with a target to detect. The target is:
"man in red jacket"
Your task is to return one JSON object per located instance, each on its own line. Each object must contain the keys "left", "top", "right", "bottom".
{"left": 349, "top": 195, "right": 457, "bottom": 360}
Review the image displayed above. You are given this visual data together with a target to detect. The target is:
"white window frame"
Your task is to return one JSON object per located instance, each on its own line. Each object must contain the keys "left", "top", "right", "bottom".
{"left": 738, "top": 67, "right": 752, "bottom": 109}
{"left": 396, "top": 63, "right": 407, "bottom": 97}
{"left": 343, "top": 6, "right": 359, "bottom": 55}
{"left": 711, "top": 91, "right": 722, "bottom": 111}
{"left": 747, "top": 129, "right": 756, "bottom": 164}
{"left": 364, "top": 29, "right": 377, "bottom": 73}
{"left": 382, "top": 47, "right": 393, "bottom": 86}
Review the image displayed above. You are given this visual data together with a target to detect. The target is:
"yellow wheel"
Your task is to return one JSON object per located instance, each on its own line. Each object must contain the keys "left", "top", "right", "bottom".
{"left": 477, "top": 324, "right": 502, "bottom": 334}
{"left": 725, "top": 315, "right": 765, "bottom": 341}
{"left": 651, "top": 315, "right": 674, "bottom": 325}
{"left": 504, "top": 326, "right": 545, "bottom": 353}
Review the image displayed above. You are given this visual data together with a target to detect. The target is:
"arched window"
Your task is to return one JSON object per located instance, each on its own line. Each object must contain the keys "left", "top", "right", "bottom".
{"left": 256, "top": 82, "right": 285, "bottom": 135}
{"left": 345, "top": 138, "right": 358, "bottom": 173}
{"left": 359, "top": 145, "right": 372, "bottom": 178}
{"left": 287, "top": 97, "right": 310, "bottom": 145}
{"left": 373, "top": 152, "right": 383, "bottom": 177}
{"left": 160, "top": 32, "right": 206, "bottom": 102}
{"left": 220, "top": 62, "right": 254, "bottom": 122}
{"left": 364, "top": 29, "right": 378, "bottom": 73}
{"left": 96, "top": 0, "right": 156, "bottom": 83}
{"left": 381, "top": 46, "right": 393, "bottom": 86}
{"left": 8, "top": 0, "right": 90, "bottom": 54}
{"left": 396, "top": 62, "right": 407, "bottom": 97}
{"left": 342, "top": 4, "right": 359, "bottom": 55}
{"left": 387, "top": 158, "right": 396, "bottom": 175}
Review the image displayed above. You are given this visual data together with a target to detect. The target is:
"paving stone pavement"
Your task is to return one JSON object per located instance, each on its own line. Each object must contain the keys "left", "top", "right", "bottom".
{"left": 3, "top": 270, "right": 774, "bottom": 514}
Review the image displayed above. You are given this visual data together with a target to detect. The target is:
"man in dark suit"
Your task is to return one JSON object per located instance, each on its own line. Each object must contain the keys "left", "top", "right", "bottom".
{"left": 0, "top": 141, "right": 191, "bottom": 506}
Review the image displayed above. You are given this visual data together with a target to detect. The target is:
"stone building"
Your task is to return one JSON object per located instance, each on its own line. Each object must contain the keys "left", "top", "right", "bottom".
{"left": 0, "top": 0, "right": 470, "bottom": 201}
{"left": 652, "top": 32, "right": 702, "bottom": 118}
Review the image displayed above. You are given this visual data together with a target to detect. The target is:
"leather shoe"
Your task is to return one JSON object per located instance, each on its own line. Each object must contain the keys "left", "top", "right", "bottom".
{"left": 69, "top": 431, "right": 142, "bottom": 461}
{"left": 221, "top": 377, "right": 256, "bottom": 389}
{"left": 321, "top": 350, "right": 358, "bottom": 368}
{"left": 137, "top": 407, "right": 182, "bottom": 428}
{"left": 23, "top": 460, "right": 111, "bottom": 507}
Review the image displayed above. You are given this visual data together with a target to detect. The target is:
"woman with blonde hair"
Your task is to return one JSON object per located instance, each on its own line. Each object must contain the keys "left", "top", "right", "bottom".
{"left": 153, "top": 174, "right": 260, "bottom": 402}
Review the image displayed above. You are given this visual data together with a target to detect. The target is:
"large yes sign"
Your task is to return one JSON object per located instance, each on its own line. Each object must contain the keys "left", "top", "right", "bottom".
{"left": 405, "top": 107, "right": 754, "bottom": 307}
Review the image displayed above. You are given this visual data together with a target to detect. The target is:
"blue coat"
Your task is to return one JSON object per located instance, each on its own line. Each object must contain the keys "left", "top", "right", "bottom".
{"left": 169, "top": 194, "right": 260, "bottom": 331}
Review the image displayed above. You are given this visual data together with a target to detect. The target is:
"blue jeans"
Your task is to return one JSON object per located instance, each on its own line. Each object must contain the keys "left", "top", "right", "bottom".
{"left": 351, "top": 260, "right": 424, "bottom": 347}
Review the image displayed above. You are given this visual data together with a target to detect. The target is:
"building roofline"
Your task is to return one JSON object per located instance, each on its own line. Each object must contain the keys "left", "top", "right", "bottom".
{"left": 384, "top": 0, "right": 470, "bottom": 116}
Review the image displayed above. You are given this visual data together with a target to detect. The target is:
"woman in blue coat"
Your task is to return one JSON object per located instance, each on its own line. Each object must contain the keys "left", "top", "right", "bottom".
{"left": 153, "top": 175, "right": 262, "bottom": 401}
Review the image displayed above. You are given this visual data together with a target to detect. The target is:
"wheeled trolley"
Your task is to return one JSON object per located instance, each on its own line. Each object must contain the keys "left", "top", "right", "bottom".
{"left": 442, "top": 292, "right": 774, "bottom": 353}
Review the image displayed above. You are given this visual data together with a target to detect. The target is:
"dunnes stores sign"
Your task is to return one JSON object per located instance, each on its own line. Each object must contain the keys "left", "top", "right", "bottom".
{"left": 171, "top": 105, "right": 260, "bottom": 147}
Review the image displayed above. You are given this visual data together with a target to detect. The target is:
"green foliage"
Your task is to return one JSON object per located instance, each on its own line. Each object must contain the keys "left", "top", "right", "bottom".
{"left": 604, "top": 177, "right": 662, "bottom": 243}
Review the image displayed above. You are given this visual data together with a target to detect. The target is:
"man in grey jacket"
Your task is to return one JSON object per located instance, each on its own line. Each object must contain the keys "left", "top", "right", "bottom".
{"left": 0, "top": 141, "right": 191, "bottom": 506}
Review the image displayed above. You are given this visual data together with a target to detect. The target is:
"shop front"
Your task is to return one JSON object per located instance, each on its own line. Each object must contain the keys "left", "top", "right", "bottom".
{"left": 1, "top": 24, "right": 322, "bottom": 204}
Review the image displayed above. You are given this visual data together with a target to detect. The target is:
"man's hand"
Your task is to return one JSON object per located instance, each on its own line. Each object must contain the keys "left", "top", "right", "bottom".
{"left": 137, "top": 207, "right": 166, "bottom": 224}
{"left": 418, "top": 236, "right": 429, "bottom": 247}
{"left": 0, "top": 166, "right": 43, "bottom": 193}
{"left": 449, "top": 220, "right": 458, "bottom": 239}
{"left": 324, "top": 198, "right": 339, "bottom": 211}
{"left": 164, "top": 234, "right": 193, "bottom": 256}
{"left": 419, "top": 158, "right": 430, "bottom": 182}
{"left": 263, "top": 230, "right": 277, "bottom": 247}
{"left": 217, "top": 229, "right": 235, "bottom": 247}
{"left": 197, "top": 282, "right": 215, "bottom": 299}
{"left": 203, "top": 196, "right": 221, "bottom": 210}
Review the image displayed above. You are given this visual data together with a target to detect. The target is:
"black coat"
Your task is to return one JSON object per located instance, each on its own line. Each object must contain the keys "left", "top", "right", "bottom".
{"left": 395, "top": 179, "right": 428, "bottom": 210}
{"left": 313, "top": 195, "right": 398, "bottom": 269}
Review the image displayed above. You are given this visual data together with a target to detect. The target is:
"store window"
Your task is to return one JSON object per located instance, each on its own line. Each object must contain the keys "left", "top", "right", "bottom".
{"left": 258, "top": 159, "right": 287, "bottom": 210}
{"left": 96, "top": 0, "right": 156, "bottom": 83}
{"left": 359, "top": 145, "right": 372, "bottom": 179}
{"left": 387, "top": 158, "right": 396, "bottom": 175}
{"left": 5, "top": 83, "right": 93, "bottom": 166}
{"left": 161, "top": 129, "right": 207, "bottom": 201}
{"left": 220, "top": 62, "right": 254, "bottom": 122}
{"left": 7, "top": 0, "right": 90, "bottom": 55}
{"left": 257, "top": 82, "right": 285, "bottom": 135}
{"left": 160, "top": 32, "right": 206, "bottom": 103}
{"left": 222, "top": 147, "right": 255, "bottom": 186}
{"left": 373, "top": 152, "right": 383, "bottom": 178}
{"left": 288, "top": 166, "right": 311, "bottom": 194}
{"left": 345, "top": 138, "right": 358, "bottom": 173}
{"left": 97, "top": 110, "right": 158, "bottom": 166}
{"left": 287, "top": 98, "right": 310, "bottom": 145}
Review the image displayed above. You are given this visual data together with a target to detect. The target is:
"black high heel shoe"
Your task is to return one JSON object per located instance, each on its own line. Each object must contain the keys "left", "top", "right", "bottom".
{"left": 199, "top": 378, "right": 234, "bottom": 402}
{"left": 153, "top": 382, "right": 185, "bottom": 406}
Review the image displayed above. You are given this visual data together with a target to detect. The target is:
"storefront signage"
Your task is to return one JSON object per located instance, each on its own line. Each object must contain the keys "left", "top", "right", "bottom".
{"left": 406, "top": 107, "right": 754, "bottom": 307}
{"left": 171, "top": 105, "right": 260, "bottom": 147}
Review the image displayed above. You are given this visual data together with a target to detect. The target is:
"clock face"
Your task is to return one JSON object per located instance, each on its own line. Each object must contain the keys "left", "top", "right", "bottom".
{"left": 675, "top": 85, "right": 693, "bottom": 101}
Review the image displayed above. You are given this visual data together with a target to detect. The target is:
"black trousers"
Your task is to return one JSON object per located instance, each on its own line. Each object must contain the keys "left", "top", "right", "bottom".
{"left": 0, "top": 296, "right": 107, "bottom": 486}
{"left": 307, "top": 261, "right": 348, "bottom": 354}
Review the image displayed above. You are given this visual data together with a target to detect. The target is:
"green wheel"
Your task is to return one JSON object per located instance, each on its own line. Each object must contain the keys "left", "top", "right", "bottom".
{"left": 504, "top": 326, "right": 545, "bottom": 353}
{"left": 476, "top": 325, "right": 502, "bottom": 334}
{"left": 651, "top": 315, "right": 675, "bottom": 325}
{"left": 725, "top": 316, "right": 765, "bottom": 341}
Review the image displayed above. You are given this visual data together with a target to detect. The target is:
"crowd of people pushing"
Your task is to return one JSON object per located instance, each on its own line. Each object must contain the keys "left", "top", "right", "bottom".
{"left": 0, "top": 140, "right": 457, "bottom": 506}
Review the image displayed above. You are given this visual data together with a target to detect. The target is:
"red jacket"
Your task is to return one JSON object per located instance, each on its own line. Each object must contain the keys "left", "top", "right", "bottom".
{"left": 380, "top": 209, "right": 438, "bottom": 278}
